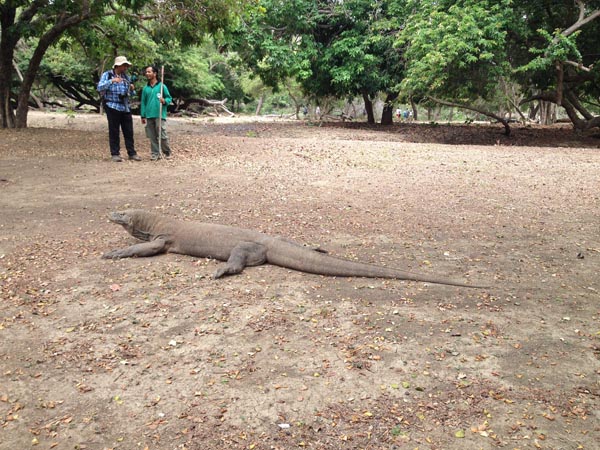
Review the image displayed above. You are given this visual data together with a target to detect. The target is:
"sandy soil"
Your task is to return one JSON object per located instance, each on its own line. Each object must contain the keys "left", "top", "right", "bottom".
{"left": 0, "top": 111, "right": 599, "bottom": 449}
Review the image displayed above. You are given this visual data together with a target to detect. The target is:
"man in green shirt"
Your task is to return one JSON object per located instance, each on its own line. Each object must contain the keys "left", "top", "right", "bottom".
{"left": 140, "top": 66, "right": 173, "bottom": 160}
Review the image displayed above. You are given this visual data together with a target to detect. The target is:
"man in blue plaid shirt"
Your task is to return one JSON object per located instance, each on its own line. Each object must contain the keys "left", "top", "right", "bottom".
{"left": 97, "top": 56, "right": 142, "bottom": 162}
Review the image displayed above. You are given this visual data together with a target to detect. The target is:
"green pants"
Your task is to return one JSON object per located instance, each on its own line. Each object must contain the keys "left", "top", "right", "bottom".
{"left": 145, "top": 118, "right": 171, "bottom": 157}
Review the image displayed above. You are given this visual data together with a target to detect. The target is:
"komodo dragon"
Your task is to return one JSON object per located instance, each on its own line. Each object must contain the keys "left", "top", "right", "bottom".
{"left": 103, "top": 209, "right": 486, "bottom": 288}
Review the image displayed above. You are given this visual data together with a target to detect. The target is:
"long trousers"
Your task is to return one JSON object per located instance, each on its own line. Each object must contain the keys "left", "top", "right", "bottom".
{"left": 105, "top": 106, "right": 135, "bottom": 156}
{"left": 145, "top": 118, "right": 171, "bottom": 157}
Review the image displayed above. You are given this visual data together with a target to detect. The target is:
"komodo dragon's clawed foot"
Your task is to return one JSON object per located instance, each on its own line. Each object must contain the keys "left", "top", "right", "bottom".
{"left": 102, "top": 250, "right": 125, "bottom": 259}
{"left": 212, "top": 242, "right": 268, "bottom": 279}
{"left": 213, "top": 266, "right": 232, "bottom": 279}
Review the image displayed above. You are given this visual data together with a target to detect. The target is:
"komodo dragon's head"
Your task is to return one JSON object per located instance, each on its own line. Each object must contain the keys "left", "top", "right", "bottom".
{"left": 108, "top": 209, "right": 155, "bottom": 241}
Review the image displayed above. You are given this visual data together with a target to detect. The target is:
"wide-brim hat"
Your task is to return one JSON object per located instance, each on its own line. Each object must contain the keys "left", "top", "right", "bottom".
{"left": 113, "top": 56, "right": 132, "bottom": 67}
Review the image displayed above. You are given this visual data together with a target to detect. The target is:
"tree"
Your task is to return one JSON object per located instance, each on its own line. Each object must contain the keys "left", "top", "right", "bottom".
{"left": 0, "top": 0, "right": 253, "bottom": 128}
{"left": 28, "top": 22, "right": 161, "bottom": 111}
{"left": 514, "top": 0, "right": 600, "bottom": 130}
{"left": 0, "top": 1, "right": 146, "bottom": 128}
{"left": 398, "top": 0, "right": 515, "bottom": 134}
{"left": 397, "top": 0, "right": 600, "bottom": 132}
{"left": 230, "top": 0, "right": 317, "bottom": 90}
{"left": 305, "top": 0, "right": 407, "bottom": 124}
{"left": 232, "top": 0, "right": 409, "bottom": 124}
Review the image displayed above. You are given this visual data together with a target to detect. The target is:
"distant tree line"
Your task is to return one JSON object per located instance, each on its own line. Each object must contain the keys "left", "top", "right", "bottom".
{"left": 1, "top": 0, "right": 599, "bottom": 133}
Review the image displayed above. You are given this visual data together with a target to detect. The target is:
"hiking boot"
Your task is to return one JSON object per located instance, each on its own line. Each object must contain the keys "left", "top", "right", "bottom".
{"left": 151, "top": 155, "right": 160, "bottom": 161}
{"left": 129, "top": 154, "right": 142, "bottom": 161}
{"left": 111, "top": 155, "right": 123, "bottom": 162}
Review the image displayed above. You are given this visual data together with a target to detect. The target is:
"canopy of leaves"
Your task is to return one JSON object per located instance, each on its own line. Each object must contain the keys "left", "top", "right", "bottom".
{"left": 0, "top": 0, "right": 254, "bottom": 126}
{"left": 147, "top": 0, "right": 254, "bottom": 45}
{"left": 308, "top": 0, "right": 406, "bottom": 100}
{"left": 233, "top": 0, "right": 406, "bottom": 104}
{"left": 398, "top": 0, "right": 514, "bottom": 103}
{"left": 230, "top": 0, "right": 318, "bottom": 88}
{"left": 5, "top": 0, "right": 600, "bottom": 129}
{"left": 161, "top": 44, "right": 226, "bottom": 99}
{"left": 511, "top": 1, "right": 600, "bottom": 95}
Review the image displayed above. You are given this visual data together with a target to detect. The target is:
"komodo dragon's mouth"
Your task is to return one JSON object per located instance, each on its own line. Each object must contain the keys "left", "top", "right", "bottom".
{"left": 107, "top": 211, "right": 130, "bottom": 225}
{"left": 107, "top": 211, "right": 153, "bottom": 241}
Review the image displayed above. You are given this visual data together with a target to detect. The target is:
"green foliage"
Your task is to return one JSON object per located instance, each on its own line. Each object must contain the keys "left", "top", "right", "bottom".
{"left": 147, "top": 0, "right": 256, "bottom": 45}
{"left": 398, "top": 0, "right": 514, "bottom": 102}
{"left": 233, "top": 0, "right": 406, "bottom": 110}
{"left": 161, "top": 45, "right": 225, "bottom": 99}
{"left": 239, "top": 73, "right": 269, "bottom": 99}
{"left": 518, "top": 29, "right": 583, "bottom": 73}
{"left": 508, "top": 1, "right": 600, "bottom": 122}
{"left": 40, "top": 42, "right": 95, "bottom": 83}
{"left": 5, "top": 0, "right": 600, "bottom": 129}
{"left": 231, "top": 0, "right": 318, "bottom": 88}
{"left": 306, "top": 0, "right": 407, "bottom": 101}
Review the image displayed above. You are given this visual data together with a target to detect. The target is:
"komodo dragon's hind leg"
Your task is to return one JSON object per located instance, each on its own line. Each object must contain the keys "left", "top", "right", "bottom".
{"left": 213, "top": 242, "right": 268, "bottom": 279}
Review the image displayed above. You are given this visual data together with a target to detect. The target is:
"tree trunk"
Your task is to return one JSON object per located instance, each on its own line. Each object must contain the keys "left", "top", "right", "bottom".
{"left": 362, "top": 90, "right": 375, "bottom": 124}
{"left": 539, "top": 100, "right": 556, "bottom": 125}
{"left": 284, "top": 83, "right": 301, "bottom": 119}
{"left": 14, "top": 60, "right": 44, "bottom": 109}
{"left": 255, "top": 94, "right": 264, "bottom": 116}
{"left": 381, "top": 92, "right": 397, "bottom": 125}
{"left": 434, "top": 105, "right": 443, "bottom": 122}
{"left": 3, "top": 2, "right": 92, "bottom": 128}
{"left": 15, "top": 20, "right": 77, "bottom": 128}
{"left": 348, "top": 102, "right": 357, "bottom": 119}
{"left": 528, "top": 102, "right": 539, "bottom": 121}
{"left": 410, "top": 98, "right": 418, "bottom": 121}
{"left": 0, "top": 58, "right": 15, "bottom": 128}
{"left": 561, "top": 91, "right": 600, "bottom": 130}
{"left": 521, "top": 89, "right": 600, "bottom": 131}
{"left": 0, "top": 6, "right": 18, "bottom": 128}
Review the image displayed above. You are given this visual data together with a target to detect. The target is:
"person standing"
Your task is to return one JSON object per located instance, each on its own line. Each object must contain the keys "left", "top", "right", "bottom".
{"left": 140, "top": 66, "right": 172, "bottom": 160}
{"left": 97, "top": 56, "right": 141, "bottom": 162}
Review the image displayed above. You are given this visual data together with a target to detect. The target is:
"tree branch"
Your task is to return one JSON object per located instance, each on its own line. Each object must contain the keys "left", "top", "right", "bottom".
{"left": 564, "top": 59, "right": 592, "bottom": 71}
{"left": 428, "top": 96, "right": 511, "bottom": 136}
{"left": 519, "top": 91, "right": 557, "bottom": 105}
{"left": 13, "top": 59, "right": 44, "bottom": 109}
{"left": 564, "top": 89, "right": 594, "bottom": 120}
{"left": 562, "top": 1, "right": 600, "bottom": 37}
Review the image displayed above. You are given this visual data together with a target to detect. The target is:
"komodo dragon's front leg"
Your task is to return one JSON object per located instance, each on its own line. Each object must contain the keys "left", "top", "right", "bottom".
{"left": 213, "top": 242, "right": 268, "bottom": 279}
{"left": 102, "top": 238, "right": 168, "bottom": 259}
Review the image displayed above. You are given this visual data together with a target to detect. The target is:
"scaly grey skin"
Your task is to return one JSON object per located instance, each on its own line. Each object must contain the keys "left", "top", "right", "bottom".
{"left": 102, "top": 209, "right": 488, "bottom": 288}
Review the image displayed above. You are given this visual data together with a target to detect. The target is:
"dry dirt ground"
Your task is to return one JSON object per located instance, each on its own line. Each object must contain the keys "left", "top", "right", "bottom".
{"left": 1, "top": 111, "right": 599, "bottom": 450}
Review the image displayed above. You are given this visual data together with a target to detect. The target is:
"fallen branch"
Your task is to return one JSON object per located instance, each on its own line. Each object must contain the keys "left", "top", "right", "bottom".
{"left": 181, "top": 98, "right": 235, "bottom": 117}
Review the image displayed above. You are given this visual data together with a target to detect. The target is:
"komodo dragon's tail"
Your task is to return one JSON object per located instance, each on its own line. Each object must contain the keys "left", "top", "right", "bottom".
{"left": 267, "top": 243, "right": 487, "bottom": 288}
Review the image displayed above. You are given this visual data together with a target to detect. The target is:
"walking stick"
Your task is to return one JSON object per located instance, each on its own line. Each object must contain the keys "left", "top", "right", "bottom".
{"left": 157, "top": 65, "right": 165, "bottom": 159}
